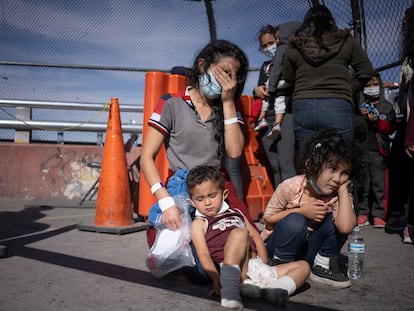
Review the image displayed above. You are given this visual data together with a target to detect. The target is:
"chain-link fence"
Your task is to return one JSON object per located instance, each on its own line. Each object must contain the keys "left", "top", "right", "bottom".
{"left": 0, "top": 0, "right": 412, "bottom": 143}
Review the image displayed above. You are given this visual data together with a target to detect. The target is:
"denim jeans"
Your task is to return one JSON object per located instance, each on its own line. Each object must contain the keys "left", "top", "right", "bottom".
{"left": 292, "top": 98, "right": 354, "bottom": 153}
{"left": 265, "top": 213, "right": 348, "bottom": 266}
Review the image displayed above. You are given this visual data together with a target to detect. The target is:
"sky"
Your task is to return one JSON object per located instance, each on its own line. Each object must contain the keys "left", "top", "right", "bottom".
{"left": 0, "top": 0, "right": 412, "bottom": 142}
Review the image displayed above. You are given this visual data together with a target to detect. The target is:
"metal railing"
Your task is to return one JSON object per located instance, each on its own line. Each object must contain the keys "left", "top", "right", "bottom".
{"left": 0, "top": 99, "right": 143, "bottom": 143}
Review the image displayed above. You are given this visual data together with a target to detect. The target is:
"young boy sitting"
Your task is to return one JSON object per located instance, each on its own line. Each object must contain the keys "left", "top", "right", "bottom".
{"left": 187, "top": 165, "right": 309, "bottom": 309}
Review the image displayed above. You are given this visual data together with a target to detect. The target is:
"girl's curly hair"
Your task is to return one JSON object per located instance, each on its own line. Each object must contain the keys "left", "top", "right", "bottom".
{"left": 303, "top": 128, "right": 365, "bottom": 187}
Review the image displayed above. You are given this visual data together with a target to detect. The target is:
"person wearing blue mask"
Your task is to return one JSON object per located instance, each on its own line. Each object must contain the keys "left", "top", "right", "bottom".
{"left": 249, "top": 22, "right": 300, "bottom": 190}
{"left": 140, "top": 40, "right": 261, "bottom": 283}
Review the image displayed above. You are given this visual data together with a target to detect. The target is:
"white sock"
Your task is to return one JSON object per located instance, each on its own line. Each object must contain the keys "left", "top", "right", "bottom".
{"left": 268, "top": 275, "right": 297, "bottom": 296}
{"left": 314, "top": 253, "right": 330, "bottom": 270}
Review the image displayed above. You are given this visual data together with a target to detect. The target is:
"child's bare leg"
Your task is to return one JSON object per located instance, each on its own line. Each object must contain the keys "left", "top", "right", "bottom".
{"left": 270, "top": 260, "right": 310, "bottom": 292}
{"left": 221, "top": 228, "right": 249, "bottom": 309}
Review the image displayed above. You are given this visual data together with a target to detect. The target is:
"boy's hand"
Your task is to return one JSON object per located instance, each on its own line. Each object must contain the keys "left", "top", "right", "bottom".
{"left": 209, "top": 279, "right": 221, "bottom": 297}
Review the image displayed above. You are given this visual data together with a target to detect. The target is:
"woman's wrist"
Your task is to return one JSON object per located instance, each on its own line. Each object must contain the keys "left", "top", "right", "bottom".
{"left": 158, "top": 196, "right": 175, "bottom": 212}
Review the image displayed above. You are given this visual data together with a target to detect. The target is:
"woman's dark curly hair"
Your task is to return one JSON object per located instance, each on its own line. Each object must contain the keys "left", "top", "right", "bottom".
{"left": 303, "top": 128, "right": 365, "bottom": 187}
{"left": 187, "top": 40, "right": 249, "bottom": 160}
{"left": 186, "top": 165, "right": 224, "bottom": 197}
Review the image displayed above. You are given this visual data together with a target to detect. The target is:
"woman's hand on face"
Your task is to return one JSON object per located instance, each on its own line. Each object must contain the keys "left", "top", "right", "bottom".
{"left": 211, "top": 65, "right": 237, "bottom": 103}
{"left": 161, "top": 205, "right": 182, "bottom": 230}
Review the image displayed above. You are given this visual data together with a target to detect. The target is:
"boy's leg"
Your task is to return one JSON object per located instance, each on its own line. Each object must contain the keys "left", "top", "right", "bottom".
{"left": 220, "top": 229, "right": 250, "bottom": 308}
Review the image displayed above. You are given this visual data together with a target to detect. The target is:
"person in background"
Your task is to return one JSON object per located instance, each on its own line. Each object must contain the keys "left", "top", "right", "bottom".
{"left": 261, "top": 129, "right": 365, "bottom": 289}
{"left": 386, "top": 4, "right": 414, "bottom": 244}
{"left": 355, "top": 72, "right": 395, "bottom": 228}
{"left": 282, "top": 5, "right": 374, "bottom": 160}
{"left": 188, "top": 165, "right": 310, "bottom": 309}
{"left": 251, "top": 22, "right": 300, "bottom": 188}
{"left": 140, "top": 40, "right": 256, "bottom": 283}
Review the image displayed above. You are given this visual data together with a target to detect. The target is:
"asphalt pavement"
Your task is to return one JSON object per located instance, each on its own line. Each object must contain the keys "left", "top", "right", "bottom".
{"left": 0, "top": 198, "right": 413, "bottom": 311}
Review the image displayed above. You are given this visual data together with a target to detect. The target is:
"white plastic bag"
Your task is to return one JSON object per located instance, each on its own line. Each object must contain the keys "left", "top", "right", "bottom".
{"left": 146, "top": 195, "right": 196, "bottom": 278}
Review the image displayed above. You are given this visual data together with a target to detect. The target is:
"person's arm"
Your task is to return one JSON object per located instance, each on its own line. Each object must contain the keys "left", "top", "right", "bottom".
{"left": 267, "top": 45, "right": 288, "bottom": 94}
{"left": 253, "top": 62, "right": 270, "bottom": 99}
{"left": 245, "top": 220, "right": 268, "bottom": 264}
{"left": 263, "top": 180, "right": 329, "bottom": 228}
{"left": 140, "top": 126, "right": 182, "bottom": 230}
{"left": 333, "top": 180, "right": 356, "bottom": 234}
{"left": 211, "top": 65, "right": 245, "bottom": 158}
{"left": 282, "top": 46, "right": 295, "bottom": 85}
{"left": 191, "top": 218, "right": 220, "bottom": 296}
{"left": 404, "top": 100, "right": 414, "bottom": 158}
{"left": 350, "top": 37, "right": 375, "bottom": 94}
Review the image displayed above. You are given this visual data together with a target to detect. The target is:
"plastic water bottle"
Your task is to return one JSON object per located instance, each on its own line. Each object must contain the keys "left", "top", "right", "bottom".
{"left": 347, "top": 226, "right": 365, "bottom": 280}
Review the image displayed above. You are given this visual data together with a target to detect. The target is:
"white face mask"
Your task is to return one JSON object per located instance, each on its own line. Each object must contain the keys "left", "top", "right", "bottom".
{"left": 363, "top": 86, "right": 380, "bottom": 98}
{"left": 263, "top": 43, "right": 277, "bottom": 58}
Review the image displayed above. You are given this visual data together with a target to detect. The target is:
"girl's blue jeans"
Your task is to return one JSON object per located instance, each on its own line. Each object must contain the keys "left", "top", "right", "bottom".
{"left": 265, "top": 212, "right": 348, "bottom": 266}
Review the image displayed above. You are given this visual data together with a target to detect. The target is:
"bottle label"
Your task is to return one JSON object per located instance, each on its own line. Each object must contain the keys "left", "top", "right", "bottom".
{"left": 349, "top": 243, "right": 365, "bottom": 253}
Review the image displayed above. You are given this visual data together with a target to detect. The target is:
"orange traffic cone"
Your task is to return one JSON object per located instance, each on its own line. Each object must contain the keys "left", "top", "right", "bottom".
{"left": 78, "top": 97, "right": 147, "bottom": 234}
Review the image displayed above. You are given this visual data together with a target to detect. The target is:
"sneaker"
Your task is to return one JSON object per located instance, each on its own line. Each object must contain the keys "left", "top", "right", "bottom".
{"left": 247, "top": 257, "right": 275, "bottom": 286}
{"left": 309, "top": 257, "right": 351, "bottom": 288}
{"left": 239, "top": 279, "right": 261, "bottom": 298}
{"left": 267, "top": 123, "right": 281, "bottom": 140}
{"left": 358, "top": 214, "right": 370, "bottom": 227}
{"left": 373, "top": 217, "right": 386, "bottom": 228}
{"left": 254, "top": 118, "right": 269, "bottom": 131}
{"left": 260, "top": 288, "right": 289, "bottom": 307}
{"left": 403, "top": 226, "right": 413, "bottom": 244}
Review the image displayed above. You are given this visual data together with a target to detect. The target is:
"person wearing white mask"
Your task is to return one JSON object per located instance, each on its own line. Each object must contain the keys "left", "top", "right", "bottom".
{"left": 249, "top": 22, "right": 300, "bottom": 190}
{"left": 355, "top": 72, "right": 396, "bottom": 228}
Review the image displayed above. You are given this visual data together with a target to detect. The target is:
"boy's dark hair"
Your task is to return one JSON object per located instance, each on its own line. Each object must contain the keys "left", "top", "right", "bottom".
{"left": 186, "top": 165, "right": 224, "bottom": 196}
{"left": 303, "top": 128, "right": 365, "bottom": 186}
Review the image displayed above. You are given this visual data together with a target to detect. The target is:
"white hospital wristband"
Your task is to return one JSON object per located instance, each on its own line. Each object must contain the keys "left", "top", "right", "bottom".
{"left": 224, "top": 117, "right": 239, "bottom": 125}
{"left": 150, "top": 182, "right": 164, "bottom": 195}
{"left": 158, "top": 196, "right": 175, "bottom": 212}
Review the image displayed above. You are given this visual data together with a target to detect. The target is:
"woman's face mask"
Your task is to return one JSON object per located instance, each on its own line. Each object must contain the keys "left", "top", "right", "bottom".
{"left": 363, "top": 86, "right": 380, "bottom": 98}
{"left": 263, "top": 43, "right": 277, "bottom": 58}
{"left": 199, "top": 69, "right": 222, "bottom": 99}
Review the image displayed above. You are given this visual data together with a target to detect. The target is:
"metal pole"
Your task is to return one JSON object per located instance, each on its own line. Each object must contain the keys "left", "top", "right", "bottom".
{"left": 204, "top": 0, "right": 217, "bottom": 42}
{"left": 350, "top": 0, "right": 362, "bottom": 44}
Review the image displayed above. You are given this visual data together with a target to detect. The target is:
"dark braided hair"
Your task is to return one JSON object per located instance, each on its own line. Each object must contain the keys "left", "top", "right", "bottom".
{"left": 187, "top": 40, "right": 249, "bottom": 160}
{"left": 303, "top": 128, "right": 365, "bottom": 188}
